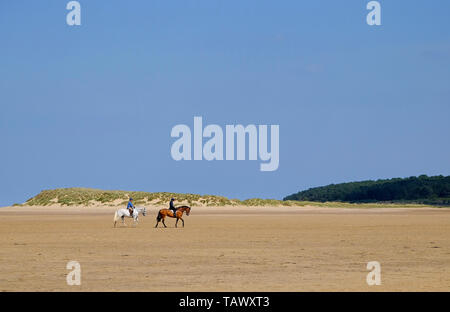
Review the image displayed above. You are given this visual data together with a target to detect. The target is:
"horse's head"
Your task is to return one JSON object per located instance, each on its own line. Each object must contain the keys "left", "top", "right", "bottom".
{"left": 136, "top": 206, "right": 147, "bottom": 216}
{"left": 177, "top": 205, "right": 191, "bottom": 216}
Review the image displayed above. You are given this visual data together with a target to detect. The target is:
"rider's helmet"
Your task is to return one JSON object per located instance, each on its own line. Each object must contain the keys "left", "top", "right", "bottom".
{"left": 129, "top": 197, "right": 133, "bottom": 201}
{"left": 171, "top": 198, "right": 175, "bottom": 201}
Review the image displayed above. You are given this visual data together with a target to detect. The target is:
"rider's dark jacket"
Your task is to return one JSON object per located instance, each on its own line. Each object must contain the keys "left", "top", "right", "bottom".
{"left": 169, "top": 199, "right": 175, "bottom": 210}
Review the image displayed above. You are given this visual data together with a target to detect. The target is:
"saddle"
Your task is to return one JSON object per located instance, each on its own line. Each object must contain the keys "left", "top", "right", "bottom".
{"left": 128, "top": 208, "right": 134, "bottom": 216}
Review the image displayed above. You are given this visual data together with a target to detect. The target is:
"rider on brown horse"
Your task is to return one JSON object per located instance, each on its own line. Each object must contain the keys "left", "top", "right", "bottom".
{"left": 169, "top": 198, "right": 177, "bottom": 216}
{"left": 155, "top": 204, "right": 191, "bottom": 228}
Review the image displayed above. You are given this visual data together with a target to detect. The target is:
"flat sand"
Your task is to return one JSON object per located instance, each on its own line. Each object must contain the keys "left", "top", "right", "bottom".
{"left": 0, "top": 205, "right": 449, "bottom": 291}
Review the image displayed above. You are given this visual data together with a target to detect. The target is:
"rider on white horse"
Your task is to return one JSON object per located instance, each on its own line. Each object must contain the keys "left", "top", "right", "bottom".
{"left": 127, "top": 197, "right": 134, "bottom": 216}
{"left": 113, "top": 204, "right": 146, "bottom": 227}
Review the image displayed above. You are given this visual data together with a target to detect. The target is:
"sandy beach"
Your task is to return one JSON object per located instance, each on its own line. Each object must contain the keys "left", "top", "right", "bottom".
{"left": 1, "top": 205, "right": 449, "bottom": 291}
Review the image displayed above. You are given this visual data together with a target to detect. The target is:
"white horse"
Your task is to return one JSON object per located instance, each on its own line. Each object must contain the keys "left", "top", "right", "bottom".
{"left": 113, "top": 206, "right": 147, "bottom": 227}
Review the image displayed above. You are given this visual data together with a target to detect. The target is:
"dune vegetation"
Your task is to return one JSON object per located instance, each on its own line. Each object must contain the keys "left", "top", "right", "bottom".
{"left": 22, "top": 188, "right": 299, "bottom": 207}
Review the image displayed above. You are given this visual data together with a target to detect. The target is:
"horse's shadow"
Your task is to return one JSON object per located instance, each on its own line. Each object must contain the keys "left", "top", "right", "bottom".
{"left": 113, "top": 223, "right": 138, "bottom": 229}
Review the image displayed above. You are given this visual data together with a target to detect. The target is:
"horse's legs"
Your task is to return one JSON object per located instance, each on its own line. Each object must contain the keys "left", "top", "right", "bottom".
{"left": 181, "top": 217, "right": 184, "bottom": 228}
{"left": 155, "top": 220, "right": 159, "bottom": 228}
{"left": 175, "top": 218, "right": 178, "bottom": 228}
{"left": 162, "top": 218, "right": 167, "bottom": 228}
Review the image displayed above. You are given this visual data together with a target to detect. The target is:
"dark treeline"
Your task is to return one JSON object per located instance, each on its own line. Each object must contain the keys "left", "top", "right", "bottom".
{"left": 284, "top": 175, "right": 450, "bottom": 206}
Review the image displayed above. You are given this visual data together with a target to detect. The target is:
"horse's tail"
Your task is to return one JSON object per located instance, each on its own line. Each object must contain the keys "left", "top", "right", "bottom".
{"left": 156, "top": 210, "right": 162, "bottom": 222}
{"left": 113, "top": 210, "right": 119, "bottom": 227}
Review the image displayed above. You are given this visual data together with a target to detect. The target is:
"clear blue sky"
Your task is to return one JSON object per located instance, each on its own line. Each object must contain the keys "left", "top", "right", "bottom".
{"left": 1, "top": 1, "right": 449, "bottom": 206}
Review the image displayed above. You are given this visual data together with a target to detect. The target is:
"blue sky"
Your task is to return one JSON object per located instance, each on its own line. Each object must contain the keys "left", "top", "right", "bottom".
{"left": 1, "top": 1, "right": 449, "bottom": 206}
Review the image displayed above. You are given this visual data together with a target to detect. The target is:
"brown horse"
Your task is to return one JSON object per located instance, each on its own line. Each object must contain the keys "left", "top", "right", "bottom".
{"left": 155, "top": 205, "right": 191, "bottom": 228}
